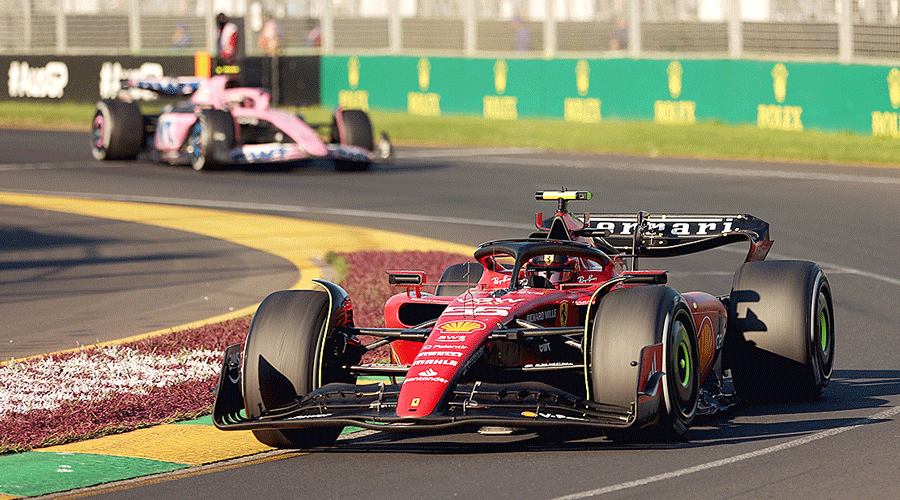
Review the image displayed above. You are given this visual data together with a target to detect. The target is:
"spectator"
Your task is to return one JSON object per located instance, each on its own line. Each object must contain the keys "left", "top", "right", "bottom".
{"left": 610, "top": 17, "right": 627, "bottom": 50}
{"left": 512, "top": 16, "right": 531, "bottom": 52}
{"left": 216, "top": 13, "right": 239, "bottom": 65}
{"left": 305, "top": 26, "right": 322, "bottom": 47}
{"left": 171, "top": 22, "right": 191, "bottom": 49}
{"left": 258, "top": 15, "right": 280, "bottom": 56}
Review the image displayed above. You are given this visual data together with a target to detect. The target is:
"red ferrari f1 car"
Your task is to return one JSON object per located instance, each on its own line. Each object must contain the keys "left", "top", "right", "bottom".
{"left": 91, "top": 75, "right": 390, "bottom": 171}
{"left": 213, "top": 190, "right": 835, "bottom": 446}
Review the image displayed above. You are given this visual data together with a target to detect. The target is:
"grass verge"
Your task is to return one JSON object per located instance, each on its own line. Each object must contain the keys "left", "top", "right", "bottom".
{"left": 2, "top": 101, "right": 898, "bottom": 168}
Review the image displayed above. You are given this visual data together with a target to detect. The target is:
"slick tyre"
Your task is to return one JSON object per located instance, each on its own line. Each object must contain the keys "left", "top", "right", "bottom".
{"left": 331, "top": 108, "right": 374, "bottom": 171}
{"left": 591, "top": 286, "right": 700, "bottom": 442}
{"left": 724, "top": 260, "right": 834, "bottom": 402}
{"left": 189, "top": 109, "right": 234, "bottom": 171}
{"left": 242, "top": 290, "right": 346, "bottom": 449}
{"left": 92, "top": 100, "right": 143, "bottom": 161}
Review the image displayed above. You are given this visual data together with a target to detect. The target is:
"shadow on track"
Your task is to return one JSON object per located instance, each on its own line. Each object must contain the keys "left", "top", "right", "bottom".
{"left": 305, "top": 369, "right": 899, "bottom": 455}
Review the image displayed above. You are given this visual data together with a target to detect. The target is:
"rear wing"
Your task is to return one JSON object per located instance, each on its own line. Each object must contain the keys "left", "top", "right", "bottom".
{"left": 120, "top": 76, "right": 206, "bottom": 97}
{"left": 581, "top": 213, "right": 772, "bottom": 265}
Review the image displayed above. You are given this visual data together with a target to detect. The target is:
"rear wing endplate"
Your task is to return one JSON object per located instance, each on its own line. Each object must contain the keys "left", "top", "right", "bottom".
{"left": 583, "top": 213, "right": 772, "bottom": 264}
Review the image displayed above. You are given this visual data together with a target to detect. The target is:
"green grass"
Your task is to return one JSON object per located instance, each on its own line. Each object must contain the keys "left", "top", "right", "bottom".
{"left": 3, "top": 101, "right": 898, "bottom": 167}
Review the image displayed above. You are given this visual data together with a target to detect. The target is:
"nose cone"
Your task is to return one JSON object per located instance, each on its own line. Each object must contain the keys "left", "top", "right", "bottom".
{"left": 396, "top": 318, "right": 495, "bottom": 417}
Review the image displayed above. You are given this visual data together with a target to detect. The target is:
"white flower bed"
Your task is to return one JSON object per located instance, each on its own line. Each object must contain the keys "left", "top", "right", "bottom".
{"left": 0, "top": 345, "right": 221, "bottom": 416}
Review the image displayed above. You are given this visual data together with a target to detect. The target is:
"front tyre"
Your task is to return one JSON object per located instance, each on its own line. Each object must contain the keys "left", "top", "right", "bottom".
{"left": 591, "top": 286, "right": 700, "bottom": 441}
{"left": 189, "top": 109, "right": 234, "bottom": 171}
{"left": 331, "top": 108, "right": 374, "bottom": 171}
{"left": 242, "top": 290, "right": 352, "bottom": 448}
{"left": 724, "top": 260, "right": 835, "bottom": 402}
{"left": 92, "top": 100, "right": 143, "bottom": 161}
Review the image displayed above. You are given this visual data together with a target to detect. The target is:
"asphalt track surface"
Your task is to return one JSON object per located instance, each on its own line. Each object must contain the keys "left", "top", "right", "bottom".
{"left": 1, "top": 129, "right": 899, "bottom": 499}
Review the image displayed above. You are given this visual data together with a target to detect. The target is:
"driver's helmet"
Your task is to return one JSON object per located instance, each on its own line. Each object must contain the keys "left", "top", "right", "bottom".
{"left": 529, "top": 254, "right": 580, "bottom": 283}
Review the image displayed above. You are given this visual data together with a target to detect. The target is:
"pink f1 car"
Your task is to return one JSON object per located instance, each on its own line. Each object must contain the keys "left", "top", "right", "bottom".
{"left": 91, "top": 75, "right": 391, "bottom": 171}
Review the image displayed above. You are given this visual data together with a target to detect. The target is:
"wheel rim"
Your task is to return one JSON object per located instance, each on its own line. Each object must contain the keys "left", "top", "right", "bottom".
{"left": 189, "top": 121, "right": 204, "bottom": 169}
{"left": 92, "top": 111, "right": 106, "bottom": 155}
{"left": 813, "top": 287, "right": 834, "bottom": 379}
{"left": 677, "top": 337, "right": 691, "bottom": 388}
{"left": 670, "top": 317, "right": 698, "bottom": 419}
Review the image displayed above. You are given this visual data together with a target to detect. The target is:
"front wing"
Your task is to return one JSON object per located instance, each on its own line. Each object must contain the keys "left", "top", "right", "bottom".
{"left": 213, "top": 345, "right": 634, "bottom": 433}
{"left": 227, "top": 143, "right": 373, "bottom": 164}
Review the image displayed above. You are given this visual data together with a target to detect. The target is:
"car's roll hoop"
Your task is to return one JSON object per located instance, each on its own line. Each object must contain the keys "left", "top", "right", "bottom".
{"left": 474, "top": 238, "right": 613, "bottom": 290}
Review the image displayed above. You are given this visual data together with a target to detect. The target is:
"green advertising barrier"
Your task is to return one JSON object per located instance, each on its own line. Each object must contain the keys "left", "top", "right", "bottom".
{"left": 321, "top": 55, "right": 900, "bottom": 138}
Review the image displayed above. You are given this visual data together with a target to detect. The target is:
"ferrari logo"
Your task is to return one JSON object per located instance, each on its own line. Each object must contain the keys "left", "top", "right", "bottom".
{"left": 559, "top": 302, "right": 569, "bottom": 326}
{"left": 411, "top": 398, "right": 420, "bottom": 407}
{"left": 698, "top": 317, "right": 714, "bottom": 363}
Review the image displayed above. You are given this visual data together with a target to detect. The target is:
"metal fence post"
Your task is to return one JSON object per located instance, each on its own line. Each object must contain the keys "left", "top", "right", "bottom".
{"left": 628, "top": 0, "right": 641, "bottom": 58}
{"left": 206, "top": 4, "right": 216, "bottom": 57}
{"left": 22, "top": 0, "right": 32, "bottom": 53}
{"left": 728, "top": 0, "right": 742, "bottom": 59}
{"left": 464, "top": 0, "right": 475, "bottom": 57}
{"left": 322, "top": 0, "right": 334, "bottom": 55}
{"left": 129, "top": 0, "right": 141, "bottom": 54}
{"left": 389, "top": 0, "right": 401, "bottom": 54}
{"left": 838, "top": 0, "right": 852, "bottom": 64}
{"left": 55, "top": 0, "right": 66, "bottom": 54}
{"left": 543, "top": 0, "right": 556, "bottom": 58}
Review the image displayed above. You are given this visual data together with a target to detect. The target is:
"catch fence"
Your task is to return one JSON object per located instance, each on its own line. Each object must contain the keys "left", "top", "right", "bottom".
{"left": 2, "top": 0, "right": 900, "bottom": 65}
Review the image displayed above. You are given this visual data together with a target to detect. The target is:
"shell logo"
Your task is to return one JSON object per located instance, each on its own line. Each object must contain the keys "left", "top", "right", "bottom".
{"left": 439, "top": 320, "right": 485, "bottom": 333}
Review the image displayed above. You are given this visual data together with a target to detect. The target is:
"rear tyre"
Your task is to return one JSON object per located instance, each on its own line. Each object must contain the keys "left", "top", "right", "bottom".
{"left": 92, "top": 100, "right": 143, "bottom": 161}
{"left": 332, "top": 109, "right": 374, "bottom": 171}
{"left": 724, "top": 260, "right": 834, "bottom": 402}
{"left": 591, "top": 286, "right": 700, "bottom": 442}
{"left": 242, "top": 290, "right": 352, "bottom": 448}
{"left": 189, "top": 109, "right": 234, "bottom": 171}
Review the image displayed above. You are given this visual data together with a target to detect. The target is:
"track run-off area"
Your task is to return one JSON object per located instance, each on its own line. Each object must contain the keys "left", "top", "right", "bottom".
{"left": 0, "top": 129, "right": 898, "bottom": 499}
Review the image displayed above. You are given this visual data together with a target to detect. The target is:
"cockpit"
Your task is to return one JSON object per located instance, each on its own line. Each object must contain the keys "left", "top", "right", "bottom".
{"left": 474, "top": 239, "right": 613, "bottom": 291}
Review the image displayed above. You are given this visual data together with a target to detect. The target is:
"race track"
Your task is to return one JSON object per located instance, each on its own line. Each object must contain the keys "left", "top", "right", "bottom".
{"left": 1, "top": 129, "right": 898, "bottom": 499}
